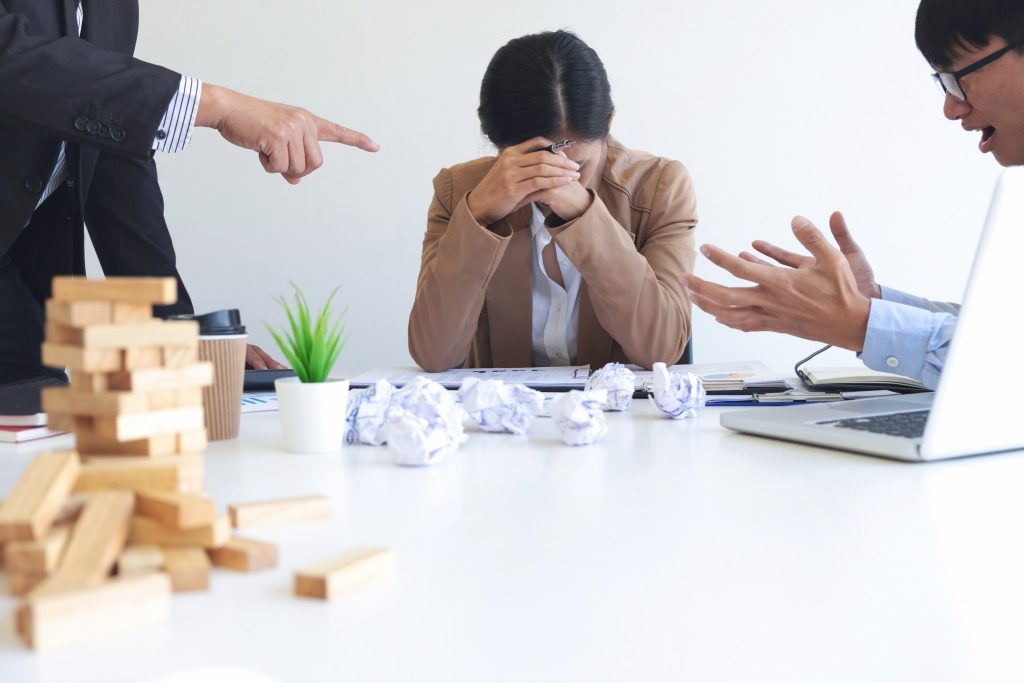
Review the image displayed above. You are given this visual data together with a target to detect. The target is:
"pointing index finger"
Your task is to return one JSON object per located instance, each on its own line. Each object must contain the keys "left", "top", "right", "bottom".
{"left": 315, "top": 117, "right": 380, "bottom": 152}
{"left": 699, "top": 243, "right": 776, "bottom": 284}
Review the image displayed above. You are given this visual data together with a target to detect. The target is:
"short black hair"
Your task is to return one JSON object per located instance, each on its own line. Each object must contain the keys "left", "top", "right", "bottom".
{"left": 915, "top": 0, "right": 1024, "bottom": 69}
{"left": 478, "top": 30, "right": 614, "bottom": 148}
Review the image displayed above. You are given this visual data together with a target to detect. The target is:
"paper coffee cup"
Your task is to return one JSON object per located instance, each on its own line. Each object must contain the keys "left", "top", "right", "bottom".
{"left": 176, "top": 309, "right": 250, "bottom": 442}
{"left": 198, "top": 334, "right": 247, "bottom": 441}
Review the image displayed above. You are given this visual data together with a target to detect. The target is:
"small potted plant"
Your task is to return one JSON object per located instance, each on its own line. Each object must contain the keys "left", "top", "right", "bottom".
{"left": 267, "top": 284, "right": 349, "bottom": 453}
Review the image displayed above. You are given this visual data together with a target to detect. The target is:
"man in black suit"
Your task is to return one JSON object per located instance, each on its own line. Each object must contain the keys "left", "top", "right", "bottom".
{"left": 0, "top": 1, "right": 378, "bottom": 383}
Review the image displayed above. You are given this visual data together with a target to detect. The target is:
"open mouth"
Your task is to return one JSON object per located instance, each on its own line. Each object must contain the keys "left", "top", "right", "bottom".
{"left": 980, "top": 126, "right": 997, "bottom": 152}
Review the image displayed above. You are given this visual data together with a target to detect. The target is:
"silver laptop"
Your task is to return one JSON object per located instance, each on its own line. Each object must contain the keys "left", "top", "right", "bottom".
{"left": 721, "top": 168, "right": 1024, "bottom": 462}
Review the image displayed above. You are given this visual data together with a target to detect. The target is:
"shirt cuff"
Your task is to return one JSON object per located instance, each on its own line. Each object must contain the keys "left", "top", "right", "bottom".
{"left": 152, "top": 76, "right": 202, "bottom": 153}
{"left": 859, "top": 298, "right": 935, "bottom": 379}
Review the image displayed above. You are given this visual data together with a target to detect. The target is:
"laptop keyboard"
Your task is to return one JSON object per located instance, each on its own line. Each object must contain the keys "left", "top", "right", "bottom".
{"left": 817, "top": 409, "right": 930, "bottom": 439}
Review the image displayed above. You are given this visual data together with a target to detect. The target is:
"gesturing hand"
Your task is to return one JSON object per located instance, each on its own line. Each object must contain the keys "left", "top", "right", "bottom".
{"left": 739, "top": 211, "right": 881, "bottom": 299}
{"left": 196, "top": 84, "right": 379, "bottom": 185}
{"left": 466, "top": 137, "right": 581, "bottom": 226}
{"left": 681, "top": 216, "right": 873, "bottom": 352}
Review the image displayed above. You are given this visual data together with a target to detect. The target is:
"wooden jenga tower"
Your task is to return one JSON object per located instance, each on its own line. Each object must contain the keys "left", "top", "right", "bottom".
{"left": 41, "top": 276, "right": 212, "bottom": 458}
{"left": 0, "top": 277, "right": 218, "bottom": 648}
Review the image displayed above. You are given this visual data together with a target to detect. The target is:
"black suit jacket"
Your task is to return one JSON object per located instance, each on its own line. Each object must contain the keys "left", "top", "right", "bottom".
{"left": 0, "top": 0, "right": 192, "bottom": 313}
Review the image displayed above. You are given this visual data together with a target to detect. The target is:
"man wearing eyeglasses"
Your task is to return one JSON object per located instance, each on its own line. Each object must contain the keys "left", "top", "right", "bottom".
{"left": 681, "top": 0, "right": 1023, "bottom": 390}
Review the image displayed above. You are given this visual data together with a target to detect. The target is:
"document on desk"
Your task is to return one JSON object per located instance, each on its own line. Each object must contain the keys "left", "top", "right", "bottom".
{"left": 350, "top": 366, "right": 593, "bottom": 391}
{"left": 351, "top": 362, "right": 790, "bottom": 394}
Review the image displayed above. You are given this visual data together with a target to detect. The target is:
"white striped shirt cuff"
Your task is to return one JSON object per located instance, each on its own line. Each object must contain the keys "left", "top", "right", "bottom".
{"left": 152, "top": 76, "right": 202, "bottom": 153}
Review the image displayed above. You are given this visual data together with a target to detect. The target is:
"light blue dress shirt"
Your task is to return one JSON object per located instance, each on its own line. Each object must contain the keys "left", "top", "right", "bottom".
{"left": 859, "top": 286, "right": 960, "bottom": 390}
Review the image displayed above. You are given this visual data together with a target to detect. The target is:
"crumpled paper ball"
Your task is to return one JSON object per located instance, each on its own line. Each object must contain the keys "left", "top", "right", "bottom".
{"left": 345, "top": 379, "right": 395, "bottom": 446}
{"left": 584, "top": 362, "right": 636, "bottom": 412}
{"left": 383, "top": 377, "right": 467, "bottom": 466}
{"left": 458, "top": 377, "right": 544, "bottom": 435}
{"left": 651, "top": 362, "right": 706, "bottom": 419}
{"left": 550, "top": 389, "right": 609, "bottom": 446}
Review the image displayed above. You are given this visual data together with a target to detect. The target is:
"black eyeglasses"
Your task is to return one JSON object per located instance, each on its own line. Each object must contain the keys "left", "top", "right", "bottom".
{"left": 932, "top": 40, "right": 1024, "bottom": 103}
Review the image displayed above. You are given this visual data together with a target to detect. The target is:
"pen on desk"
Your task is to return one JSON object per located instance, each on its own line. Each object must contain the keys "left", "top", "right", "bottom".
{"left": 547, "top": 139, "right": 574, "bottom": 154}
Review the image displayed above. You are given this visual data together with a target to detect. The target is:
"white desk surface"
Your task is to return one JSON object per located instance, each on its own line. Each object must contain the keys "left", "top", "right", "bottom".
{"left": 2, "top": 399, "right": 1024, "bottom": 682}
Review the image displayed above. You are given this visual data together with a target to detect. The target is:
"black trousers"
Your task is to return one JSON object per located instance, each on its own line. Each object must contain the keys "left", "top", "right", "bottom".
{"left": 0, "top": 185, "right": 80, "bottom": 383}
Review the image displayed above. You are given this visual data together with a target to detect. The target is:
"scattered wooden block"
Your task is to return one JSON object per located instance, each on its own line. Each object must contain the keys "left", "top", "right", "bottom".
{"left": 45, "top": 300, "right": 112, "bottom": 328}
{"left": 112, "top": 302, "right": 152, "bottom": 324}
{"left": 129, "top": 514, "right": 230, "bottom": 549}
{"left": 105, "top": 362, "right": 214, "bottom": 392}
{"left": 73, "top": 454, "right": 204, "bottom": 495}
{"left": 41, "top": 343, "right": 122, "bottom": 372}
{"left": 123, "top": 347, "right": 164, "bottom": 370}
{"left": 208, "top": 536, "right": 278, "bottom": 572}
{"left": 294, "top": 547, "right": 395, "bottom": 600}
{"left": 160, "top": 546, "right": 210, "bottom": 592}
{"left": 20, "top": 572, "right": 172, "bottom": 650}
{"left": 52, "top": 494, "right": 88, "bottom": 527}
{"left": 35, "top": 491, "right": 134, "bottom": 594}
{"left": 4, "top": 524, "right": 71, "bottom": 573}
{"left": 163, "top": 344, "right": 199, "bottom": 369}
{"left": 136, "top": 491, "right": 215, "bottom": 529}
{"left": 117, "top": 544, "right": 165, "bottom": 576}
{"left": 51, "top": 276, "right": 177, "bottom": 305}
{"left": 228, "top": 495, "right": 331, "bottom": 529}
{"left": 76, "top": 430, "right": 179, "bottom": 457}
{"left": 0, "top": 451, "right": 80, "bottom": 542}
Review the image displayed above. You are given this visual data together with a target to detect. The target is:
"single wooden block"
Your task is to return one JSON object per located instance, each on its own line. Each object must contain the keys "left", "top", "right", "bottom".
{"left": 42, "top": 491, "right": 134, "bottom": 591}
{"left": 76, "top": 431, "right": 179, "bottom": 457}
{"left": 111, "top": 302, "right": 152, "bottom": 324}
{"left": 9, "top": 569, "right": 48, "bottom": 597}
{"left": 136, "top": 491, "right": 215, "bottom": 529}
{"left": 208, "top": 536, "right": 278, "bottom": 572}
{"left": 146, "top": 388, "right": 204, "bottom": 412}
{"left": 105, "top": 362, "right": 214, "bottom": 393}
{"left": 43, "top": 387, "right": 151, "bottom": 417}
{"left": 160, "top": 546, "right": 210, "bottom": 592}
{"left": 294, "top": 547, "right": 396, "bottom": 600}
{"left": 90, "top": 407, "right": 206, "bottom": 442}
{"left": 45, "top": 300, "right": 112, "bottom": 328}
{"left": 163, "top": 344, "right": 199, "bottom": 369}
{"left": 68, "top": 371, "right": 109, "bottom": 394}
{"left": 73, "top": 454, "right": 204, "bottom": 495}
{"left": 4, "top": 524, "right": 71, "bottom": 573}
{"left": 0, "top": 451, "right": 81, "bottom": 542}
{"left": 42, "top": 343, "right": 122, "bottom": 373}
{"left": 116, "top": 544, "right": 165, "bottom": 576}
{"left": 44, "top": 322, "right": 80, "bottom": 346}
{"left": 51, "top": 276, "right": 177, "bottom": 305}
{"left": 20, "top": 572, "right": 172, "bottom": 650}
{"left": 129, "top": 514, "right": 229, "bottom": 548}
{"left": 228, "top": 496, "right": 331, "bottom": 529}
{"left": 123, "top": 347, "right": 164, "bottom": 370}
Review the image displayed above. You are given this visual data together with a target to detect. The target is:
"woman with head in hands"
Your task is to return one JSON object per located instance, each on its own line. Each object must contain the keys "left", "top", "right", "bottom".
{"left": 408, "top": 30, "right": 697, "bottom": 372}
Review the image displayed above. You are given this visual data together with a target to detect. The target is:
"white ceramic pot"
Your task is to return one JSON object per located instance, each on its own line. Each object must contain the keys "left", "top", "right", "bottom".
{"left": 274, "top": 377, "right": 350, "bottom": 454}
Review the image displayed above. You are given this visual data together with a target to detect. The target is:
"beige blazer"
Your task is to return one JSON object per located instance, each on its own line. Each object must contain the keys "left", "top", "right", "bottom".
{"left": 408, "top": 137, "right": 697, "bottom": 372}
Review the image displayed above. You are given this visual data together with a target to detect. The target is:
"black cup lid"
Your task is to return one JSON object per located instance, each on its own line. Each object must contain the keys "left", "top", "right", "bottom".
{"left": 171, "top": 309, "right": 246, "bottom": 335}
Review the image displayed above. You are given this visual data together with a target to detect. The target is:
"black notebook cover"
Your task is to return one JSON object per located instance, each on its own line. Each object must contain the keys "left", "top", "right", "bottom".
{"left": 0, "top": 376, "right": 67, "bottom": 417}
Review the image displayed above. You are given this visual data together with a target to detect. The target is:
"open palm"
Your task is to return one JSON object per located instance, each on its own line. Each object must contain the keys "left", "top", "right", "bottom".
{"left": 740, "top": 211, "right": 880, "bottom": 299}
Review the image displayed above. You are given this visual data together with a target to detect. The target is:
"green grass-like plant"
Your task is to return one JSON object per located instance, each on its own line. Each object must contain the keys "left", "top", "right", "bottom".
{"left": 266, "top": 284, "right": 348, "bottom": 383}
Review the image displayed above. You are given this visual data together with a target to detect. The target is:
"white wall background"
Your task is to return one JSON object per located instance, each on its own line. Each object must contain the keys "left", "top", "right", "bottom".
{"left": 88, "top": 0, "right": 999, "bottom": 373}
